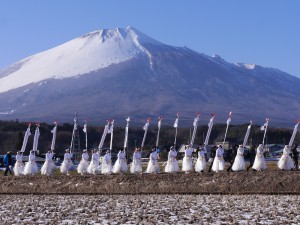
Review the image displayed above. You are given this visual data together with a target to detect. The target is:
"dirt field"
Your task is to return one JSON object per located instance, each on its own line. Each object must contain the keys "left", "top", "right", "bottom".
{"left": 0, "top": 194, "right": 299, "bottom": 224}
{"left": 1, "top": 170, "right": 299, "bottom": 195}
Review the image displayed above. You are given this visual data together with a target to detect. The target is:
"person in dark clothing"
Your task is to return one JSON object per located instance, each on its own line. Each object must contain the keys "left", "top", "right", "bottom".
{"left": 292, "top": 143, "right": 299, "bottom": 170}
{"left": 207, "top": 146, "right": 217, "bottom": 172}
{"left": 227, "top": 144, "right": 238, "bottom": 172}
{"left": 4, "top": 151, "right": 13, "bottom": 176}
{"left": 247, "top": 145, "right": 256, "bottom": 171}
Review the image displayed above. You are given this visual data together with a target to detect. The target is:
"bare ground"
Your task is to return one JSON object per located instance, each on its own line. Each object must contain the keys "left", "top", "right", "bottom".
{"left": 0, "top": 194, "right": 300, "bottom": 224}
{"left": 1, "top": 170, "right": 299, "bottom": 195}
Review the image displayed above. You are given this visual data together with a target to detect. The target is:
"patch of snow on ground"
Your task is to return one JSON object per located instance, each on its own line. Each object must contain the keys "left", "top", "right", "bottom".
{"left": 0, "top": 195, "right": 299, "bottom": 224}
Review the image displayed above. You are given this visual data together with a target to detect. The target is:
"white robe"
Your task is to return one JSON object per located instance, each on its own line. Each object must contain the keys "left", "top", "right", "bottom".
{"left": 195, "top": 149, "right": 207, "bottom": 172}
{"left": 23, "top": 153, "right": 39, "bottom": 175}
{"left": 87, "top": 153, "right": 100, "bottom": 175}
{"left": 121, "top": 151, "right": 128, "bottom": 172}
{"left": 146, "top": 151, "right": 160, "bottom": 173}
{"left": 41, "top": 152, "right": 56, "bottom": 175}
{"left": 232, "top": 146, "right": 246, "bottom": 171}
{"left": 113, "top": 151, "right": 128, "bottom": 174}
{"left": 102, "top": 153, "right": 113, "bottom": 174}
{"left": 212, "top": 147, "right": 225, "bottom": 172}
{"left": 60, "top": 153, "right": 73, "bottom": 174}
{"left": 182, "top": 148, "right": 193, "bottom": 172}
{"left": 278, "top": 146, "right": 294, "bottom": 170}
{"left": 164, "top": 150, "right": 179, "bottom": 173}
{"left": 130, "top": 151, "right": 142, "bottom": 174}
{"left": 77, "top": 152, "right": 90, "bottom": 174}
{"left": 13, "top": 154, "right": 24, "bottom": 176}
{"left": 252, "top": 145, "right": 267, "bottom": 171}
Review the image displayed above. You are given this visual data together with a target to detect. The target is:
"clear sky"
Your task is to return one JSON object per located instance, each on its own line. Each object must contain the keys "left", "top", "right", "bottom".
{"left": 0, "top": 0, "right": 299, "bottom": 77}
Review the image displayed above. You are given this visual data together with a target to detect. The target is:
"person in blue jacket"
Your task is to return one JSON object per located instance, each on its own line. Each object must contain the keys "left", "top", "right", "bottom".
{"left": 4, "top": 151, "right": 13, "bottom": 176}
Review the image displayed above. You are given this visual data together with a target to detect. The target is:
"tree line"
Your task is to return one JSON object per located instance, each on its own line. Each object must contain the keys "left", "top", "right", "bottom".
{"left": 0, "top": 119, "right": 298, "bottom": 155}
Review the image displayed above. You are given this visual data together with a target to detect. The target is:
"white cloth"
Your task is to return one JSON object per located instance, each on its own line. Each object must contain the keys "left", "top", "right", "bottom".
{"left": 252, "top": 145, "right": 267, "bottom": 171}
{"left": 121, "top": 151, "right": 128, "bottom": 172}
{"left": 195, "top": 149, "right": 207, "bottom": 172}
{"left": 146, "top": 151, "right": 160, "bottom": 173}
{"left": 77, "top": 152, "right": 90, "bottom": 174}
{"left": 130, "top": 151, "right": 142, "bottom": 174}
{"left": 60, "top": 153, "right": 73, "bottom": 174}
{"left": 182, "top": 148, "right": 193, "bottom": 172}
{"left": 13, "top": 154, "right": 24, "bottom": 176}
{"left": 87, "top": 153, "right": 100, "bottom": 175}
{"left": 212, "top": 147, "right": 225, "bottom": 172}
{"left": 232, "top": 146, "right": 246, "bottom": 171}
{"left": 41, "top": 152, "right": 56, "bottom": 175}
{"left": 23, "top": 153, "right": 39, "bottom": 175}
{"left": 113, "top": 151, "right": 128, "bottom": 173}
{"left": 164, "top": 150, "right": 179, "bottom": 173}
{"left": 102, "top": 153, "right": 113, "bottom": 174}
{"left": 278, "top": 146, "right": 294, "bottom": 170}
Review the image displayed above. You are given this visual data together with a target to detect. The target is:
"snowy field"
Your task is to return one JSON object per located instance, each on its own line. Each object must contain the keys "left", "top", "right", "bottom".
{"left": 0, "top": 195, "right": 299, "bottom": 224}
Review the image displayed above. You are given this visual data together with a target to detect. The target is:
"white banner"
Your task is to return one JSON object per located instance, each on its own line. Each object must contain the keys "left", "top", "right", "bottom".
{"left": 190, "top": 113, "right": 200, "bottom": 146}
{"left": 289, "top": 121, "right": 299, "bottom": 147}
{"left": 32, "top": 125, "right": 40, "bottom": 152}
{"left": 50, "top": 122, "right": 58, "bottom": 151}
{"left": 21, "top": 124, "right": 31, "bottom": 152}
{"left": 243, "top": 121, "right": 252, "bottom": 147}
{"left": 124, "top": 117, "right": 130, "bottom": 149}
{"left": 204, "top": 114, "right": 215, "bottom": 146}
{"left": 98, "top": 120, "right": 110, "bottom": 150}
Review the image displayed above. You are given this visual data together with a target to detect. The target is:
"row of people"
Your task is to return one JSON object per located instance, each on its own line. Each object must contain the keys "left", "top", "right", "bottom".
{"left": 13, "top": 150, "right": 56, "bottom": 176}
{"left": 10, "top": 143, "right": 297, "bottom": 176}
{"left": 56, "top": 144, "right": 298, "bottom": 174}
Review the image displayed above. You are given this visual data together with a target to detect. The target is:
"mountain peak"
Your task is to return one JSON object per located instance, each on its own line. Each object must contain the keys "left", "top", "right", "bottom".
{"left": 80, "top": 26, "right": 161, "bottom": 46}
{"left": 0, "top": 27, "right": 300, "bottom": 126}
{"left": 0, "top": 26, "right": 162, "bottom": 94}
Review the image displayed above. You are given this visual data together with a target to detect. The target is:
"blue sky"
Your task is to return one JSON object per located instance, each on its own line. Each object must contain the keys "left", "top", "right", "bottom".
{"left": 0, "top": 0, "right": 299, "bottom": 77}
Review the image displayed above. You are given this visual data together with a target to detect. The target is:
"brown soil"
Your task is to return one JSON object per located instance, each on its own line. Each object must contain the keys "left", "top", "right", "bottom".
{"left": 1, "top": 171, "right": 299, "bottom": 195}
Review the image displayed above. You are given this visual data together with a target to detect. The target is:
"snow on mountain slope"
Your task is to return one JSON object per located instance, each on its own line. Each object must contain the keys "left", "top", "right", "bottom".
{"left": 0, "top": 26, "right": 299, "bottom": 126}
{"left": 0, "top": 27, "right": 160, "bottom": 93}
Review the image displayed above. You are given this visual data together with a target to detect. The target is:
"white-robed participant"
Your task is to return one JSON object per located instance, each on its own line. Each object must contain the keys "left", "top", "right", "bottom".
{"left": 41, "top": 150, "right": 56, "bottom": 175}
{"left": 87, "top": 149, "right": 100, "bottom": 175}
{"left": 182, "top": 145, "right": 193, "bottom": 173}
{"left": 130, "top": 148, "right": 142, "bottom": 174}
{"left": 77, "top": 149, "right": 89, "bottom": 175}
{"left": 278, "top": 145, "right": 295, "bottom": 170}
{"left": 146, "top": 147, "right": 160, "bottom": 174}
{"left": 252, "top": 144, "right": 267, "bottom": 171}
{"left": 102, "top": 150, "right": 113, "bottom": 174}
{"left": 121, "top": 150, "right": 128, "bottom": 172}
{"left": 60, "top": 149, "right": 73, "bottom": 175}
{"left": 164, "top": 146, "right": 179, "bottom": 173}
{"left": 195, "top": 146, "right": 207, "bottom": 172}
{"left": 23, "top": 150, "right": 39, "bottom": 175}
{"left": 212, "top": 145, "right": 225, "bottom": 172}
{"left": 231, "top": 145, "right": 246, "bottom": 171}
{"left": 13, "top": 151, "right": 24, "bottom": 176}
{"left": 112, "top": 150, "right": 128, "bottom": 174}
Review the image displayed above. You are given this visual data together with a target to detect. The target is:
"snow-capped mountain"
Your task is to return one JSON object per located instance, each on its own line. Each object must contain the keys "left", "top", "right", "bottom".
{"left": 0, "top": 27, "right": 158, "bottom": 93}
{"left": 0, "top": 26, "right": 299, "bottom": 126}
